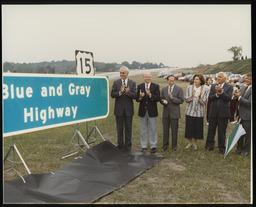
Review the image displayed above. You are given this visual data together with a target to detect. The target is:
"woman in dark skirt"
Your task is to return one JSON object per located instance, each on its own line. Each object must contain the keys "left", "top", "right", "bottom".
{"left": 184, "top": 74, "right": 209, "bottom": 150}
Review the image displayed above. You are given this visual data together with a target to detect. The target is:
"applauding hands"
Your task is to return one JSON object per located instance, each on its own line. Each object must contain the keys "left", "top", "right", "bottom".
{"left": 120, "top": 85, "right": 130, "bottom": 94}
{"left": 139, "top": 89, "right": 145, "bottom": 99}
{"left": 215, "top": 84, "right": 223, "bottom": 96}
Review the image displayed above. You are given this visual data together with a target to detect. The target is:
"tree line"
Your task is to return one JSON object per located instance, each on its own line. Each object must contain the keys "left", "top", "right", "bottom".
{"left": 3, "top": 60, "right": 166, "bottom": 74}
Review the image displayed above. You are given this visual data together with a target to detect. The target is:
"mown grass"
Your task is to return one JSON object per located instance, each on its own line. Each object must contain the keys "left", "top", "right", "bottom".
{"left": 3, "top": 72, "right": 251, "bottom": 204}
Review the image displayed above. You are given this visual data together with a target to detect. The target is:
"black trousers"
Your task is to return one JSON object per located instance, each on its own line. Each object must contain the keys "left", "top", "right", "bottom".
{"left": 162, "top": 117, "right": 179, "bottom": 150}
{"left": 229, "top": 99, "right": 237, "bottom": 122}
{"left": 115, "top": 113, "right": 133, "bottom": 150}
{"left": 237, "top": 120, "right": 251, "bottom": 153}
{"left": 206, "top": 117, "right": 228, "bottom": 152}
{"left": 206, "top": 100, "right": 211, "bottom": 123}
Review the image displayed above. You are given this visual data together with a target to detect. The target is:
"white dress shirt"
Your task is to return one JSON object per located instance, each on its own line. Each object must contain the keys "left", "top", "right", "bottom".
{"left": 119, "top": 78, "right": 128, "bottom": 96}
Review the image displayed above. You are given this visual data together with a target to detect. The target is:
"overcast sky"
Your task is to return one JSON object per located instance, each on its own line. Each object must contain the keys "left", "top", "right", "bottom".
{"left": 2, "top": 4, "right": 251, "bottom": 68}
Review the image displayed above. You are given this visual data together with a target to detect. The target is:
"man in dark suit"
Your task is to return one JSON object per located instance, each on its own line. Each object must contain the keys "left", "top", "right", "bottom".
{"left": 111, "top": 66, "right": 136, "bottom": 152}
{"left": 160, "top": 75, "right": 184, "bottom": 151}
{"left": 136, "top": 72, "right": 160, "bottom": 153}
{"left": 233, "top": 73, "right": 251, "bottom": 156}
{"left": 205, "top": 72, "right": 233, "bottom": 154}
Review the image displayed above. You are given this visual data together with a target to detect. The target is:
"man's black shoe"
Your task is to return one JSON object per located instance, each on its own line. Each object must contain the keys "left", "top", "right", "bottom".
{"left": 117, "top": 146, "right": 125, "bottom": 152}
{"left": 235, "top": 149, "right": 241, "bottom": 155}
{"left": 241, "top": 151, "right": 249, "bottom": 156}
{"left": 162, "top": 146, "right": 168, "bottom": 151}
{"left": 206, "top": 146, "right": 214, "bottom": 151}
{"left": 219, "top": 150, "right": 225, "bottom": 154}
{"left": 150, "top": 148, "right": 156, "bottom": 153}
{"left": 141, "top": 148, "right": 147, "bottom": 152}
{"left": 124, "top": 148, "right": 131, "bottom": 153}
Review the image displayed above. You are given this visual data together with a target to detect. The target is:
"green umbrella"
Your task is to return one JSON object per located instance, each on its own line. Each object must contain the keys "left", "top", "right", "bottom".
{"left": 224, "top": 122, "right": 246, "bottom": 158}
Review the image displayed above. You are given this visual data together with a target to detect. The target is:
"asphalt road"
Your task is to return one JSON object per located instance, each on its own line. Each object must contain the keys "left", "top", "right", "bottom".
{"left": 97, "top": 68, "right": 179, "bottom": 80}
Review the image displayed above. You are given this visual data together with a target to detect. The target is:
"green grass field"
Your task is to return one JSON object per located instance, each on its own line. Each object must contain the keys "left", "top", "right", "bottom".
{"left": 3, "top": 72, "right": 251, "bottom": 204}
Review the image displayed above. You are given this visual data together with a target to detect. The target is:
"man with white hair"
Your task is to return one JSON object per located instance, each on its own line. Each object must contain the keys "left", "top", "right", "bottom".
{"left": 111, "top": 66, "right": 136, "bottom": 152}
{"left": 205, "top": 72, "right": 233, "bottom": 154}
{"left": 136, "top": 72, "right": 160, "bottom": 153}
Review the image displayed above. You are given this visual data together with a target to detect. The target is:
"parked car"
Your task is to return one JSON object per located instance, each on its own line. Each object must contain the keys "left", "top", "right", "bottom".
{"left": 239, "top": 74, "right": 246, "bottom": 83}
{"left": 163, "top": 74, "right": 174, "bottom": 79}
{"left": 158, "top": 71, "right": 169, "bottom": 78}
{"left": 182, "top": 72, "right": 190, "bottom": 76}
{"left": 184, "top": 74, "right": 193, "bottom": 82}
{"left": 182, "top": 74, "right": 190, "bottom": 81}
{"left": 173, "top": 73, "right": 183, "bottom": 80}
{"left": 178, "top": 76, "right": 185, "bottom": 81}
{"left": 158, "top": 71, "right": 165, "bottom": 78}
{"left": 226, "top": 72, "right": 232, "bottom": 77}
{"left": 229, "top": 74, "right": 242, "bottom": 83}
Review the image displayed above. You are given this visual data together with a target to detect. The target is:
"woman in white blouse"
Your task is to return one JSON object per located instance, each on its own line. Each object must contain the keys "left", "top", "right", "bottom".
{"left": 184, "top": 74, "right": 209, "bottom": 150}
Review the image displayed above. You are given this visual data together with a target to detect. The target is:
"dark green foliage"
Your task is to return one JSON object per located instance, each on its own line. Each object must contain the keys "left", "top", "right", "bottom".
{"left": 209, "top": 59, "right": 251, "bottom": 74}
{"left": 3, "top": 60, "right": 166, "bottom": 74}
{"left": 227, "top": 46, "right": 243, "bottom": 61}
{"left": 187, "top": 59, "right": 251, "bottom": 75}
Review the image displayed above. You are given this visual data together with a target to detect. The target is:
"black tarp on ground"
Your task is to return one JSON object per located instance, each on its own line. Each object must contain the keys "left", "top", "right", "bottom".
{"left": 4, "top": 141, "right": 164, "bottom": 204}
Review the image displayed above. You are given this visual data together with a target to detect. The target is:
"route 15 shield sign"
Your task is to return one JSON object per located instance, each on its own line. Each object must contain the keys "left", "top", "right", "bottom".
{"left": 75, "top": 50, "right": 95, "bottom": 76}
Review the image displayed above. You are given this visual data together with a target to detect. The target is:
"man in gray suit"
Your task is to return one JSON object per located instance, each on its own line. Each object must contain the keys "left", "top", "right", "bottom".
{"left": 160, "top": 75, "right": 184, "bottom": 151}
{"left": 111, "top": 66, "right": 136, "bottom": 152}
{"left": 233, "top": 73, "right": 252, "bottom": 156}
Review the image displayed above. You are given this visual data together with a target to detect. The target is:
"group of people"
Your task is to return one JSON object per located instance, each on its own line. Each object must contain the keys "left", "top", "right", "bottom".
{"left": 111, "top": 66, "right": 252, "bottom": 156}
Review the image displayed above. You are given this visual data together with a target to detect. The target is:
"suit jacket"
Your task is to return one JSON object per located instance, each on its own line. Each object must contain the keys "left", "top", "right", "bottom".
{"left": 237, "top": 86, "right": 251, "bottom": 121}
{"left": 208, "top": 82, "right": 233, "bottom": 118}
{"left": 160, "top": 85, "right": 184, "bottom": 119}
{"left": 111, "top": 78, "right": 136, "bottom": 116}
{"left": 136, "top": 82, "right": 160, "bottom": 117}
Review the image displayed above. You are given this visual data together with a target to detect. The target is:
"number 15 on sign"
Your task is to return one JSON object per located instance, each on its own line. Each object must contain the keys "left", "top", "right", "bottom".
{"left": 75, "top": 50, "right": 95, "bottom": 76}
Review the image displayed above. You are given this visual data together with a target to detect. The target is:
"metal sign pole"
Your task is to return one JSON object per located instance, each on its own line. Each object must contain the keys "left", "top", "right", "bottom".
{"left": 86, "top": 121, "right": 105, "bottom": 144}
{"left": 61, "top": 50, "right": 106, "bottom": 159}
{"left": 4, "top": 136, "right": 31, "bottom": 180}
{"left": 61, "top": 124, "right": 90, "bottom": 159}
{"left": 86, "top": 122, "right": 88, "bottom": 139}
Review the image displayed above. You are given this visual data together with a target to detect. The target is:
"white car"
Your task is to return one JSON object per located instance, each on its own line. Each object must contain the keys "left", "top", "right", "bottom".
{"left": 178, "top": 76, "right": 185, "bottom": 81}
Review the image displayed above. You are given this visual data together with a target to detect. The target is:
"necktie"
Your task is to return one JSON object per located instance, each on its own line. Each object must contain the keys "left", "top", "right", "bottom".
{"left": 241, "top": 86, "right": 248, "bottom": 97}
{"left": 146, "top": 84, "right": 148, "bottom": 90}
{"left": 123, "top": 80, "right": 126, "bottom": 93}
{"left": 238, "top": 86, "right": 248, "bottom": 108}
